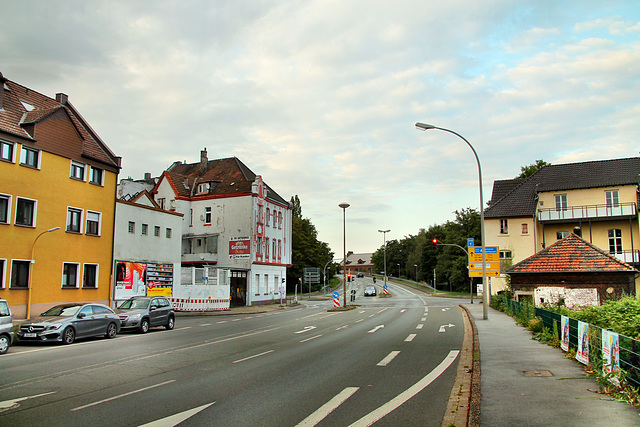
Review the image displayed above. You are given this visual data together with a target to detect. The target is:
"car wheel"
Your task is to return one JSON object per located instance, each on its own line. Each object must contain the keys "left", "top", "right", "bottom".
{"left": 139, "top": 318, "right": 150, "bottom": 334}
{"left": 105, "top": 322, "right": 118, "bottom": 339}
{"left": 165, "top": 316, "right": 175, "bottom": 330}
{"left": 63, "top": 327, "right": 75, "bottom": 345}
{"left": 0, "top": 335, "right": 9, "bottom": 354}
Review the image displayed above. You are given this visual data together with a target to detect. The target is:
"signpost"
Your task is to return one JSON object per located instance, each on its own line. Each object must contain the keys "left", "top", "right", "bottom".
{"left": 468, "top": 246, "right": 500, "bottom": 277}
{"left": 304, "top": 268, "right": 321, "bottom": 298}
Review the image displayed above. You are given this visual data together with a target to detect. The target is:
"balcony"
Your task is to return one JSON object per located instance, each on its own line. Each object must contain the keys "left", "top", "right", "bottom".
{"left": 182, "top": 252, "right": 218, "bottom": 263}
{"left": 538, "top": 202, "right": 637, "bottom": 223}
{"left": 610, "top": 249, "right": 640, "bottom": 265}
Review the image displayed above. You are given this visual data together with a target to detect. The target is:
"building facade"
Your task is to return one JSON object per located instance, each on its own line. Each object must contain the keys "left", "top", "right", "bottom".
{"left": 0, "top": 73, "right": 121, "bottom": 318}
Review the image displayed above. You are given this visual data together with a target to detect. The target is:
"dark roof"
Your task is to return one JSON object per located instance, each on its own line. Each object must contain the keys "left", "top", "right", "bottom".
{"left": 160, "top": 157, "right": 289, "bottom": 206}
{"left": 485, "top": 157, "right": 640, "bottom": 218}
{"left": 506, "top": 233, "right": 637, "bottom": 274}
{"left": 0, "top": 76, "right": 120, "bottom": 171}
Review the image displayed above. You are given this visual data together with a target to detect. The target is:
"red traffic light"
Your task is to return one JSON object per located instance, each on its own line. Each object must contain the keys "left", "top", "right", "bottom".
{"left": 432, "top": 238, "right": 438, "bottom": 245}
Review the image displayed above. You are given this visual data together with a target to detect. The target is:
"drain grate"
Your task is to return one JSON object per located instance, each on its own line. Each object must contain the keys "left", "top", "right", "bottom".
{"left": 523, "top": 370, "right": 553, "bottom": 377}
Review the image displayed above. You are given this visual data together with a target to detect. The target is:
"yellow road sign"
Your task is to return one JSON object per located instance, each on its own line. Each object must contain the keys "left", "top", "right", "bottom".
{"left": 468, "top": 246, "right": 500, "bottom": 262}
{"left": 469, "top": 262, "right": 501, "bottom": 270}
{"left": 469, "top": 270, "right": 501, "bottom": 277}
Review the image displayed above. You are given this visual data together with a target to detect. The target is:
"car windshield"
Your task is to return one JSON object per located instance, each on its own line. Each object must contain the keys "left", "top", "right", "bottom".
{"left": 118, "top": 299, "right": 150, "bottom": 310}
{"left": 42, "top": 305, "right": 81, "bottom": 317}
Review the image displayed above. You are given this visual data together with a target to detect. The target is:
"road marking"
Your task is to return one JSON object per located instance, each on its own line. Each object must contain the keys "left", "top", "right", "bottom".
{"left": 349, "top": 351, "right": 460, "bottom": 426}
{"left": 336, "top": 325, "right": 348, "bottom": 331}
{"left": 295, "top": 326, "right": 317, "bottom": 334}
{"left": 442, "top": 308, "right": 450, "bottom": 312}
{"left": 377, "top": 308, "right": 388, "bottom": 313}
{"left": 0, "top": 392, "right": 56, "bottom": 413}
{"left": 300, "top": 334, "right": 322, "bottom": 343}
{"left": 232, "top": 319, "right": 241, "bottom": 322}
{"left": 356, "top": 319, "right": 364, "bottom": 323}
{"left": 317, "top": 313, "right": 338, "bottom": 320}
{"left": 377, "top": 351, "right": 400, "bottom": 367}
{"left": 199, "top": 323, "right": 211, "bottom": 326}
{"left": 439, "top": 324, "right": 455, "bottom": 333}
{"left": 232, "top": 350, "right": 274, "bottom": 364}
{"left": 421, "top": 317, "right": 427, "bottom": 322}
{"left": 416, "top": 324, "right": 424, "bottom": 330}
{"left": 367, "top": 325, "right": 384, "bottom": 334}
{"left": 404, "top": 334, "right": 417, "bottom": 342}
{"left": 71, "top": 380, "right": 176, "bottom": 411}
{"left": 139, "top": 402, "right": 216, "bottom": 427}
{"left": 400, "top": 309, "right": 406, "bottom": 313}
{"left": 216, "top": 320, "right": 227, "bottom": 324}
{"left": 296, "top": 387, "right": 359, "bottom": 426}
{"left": 368, "top": 314, "right": 375, "bottom": 318}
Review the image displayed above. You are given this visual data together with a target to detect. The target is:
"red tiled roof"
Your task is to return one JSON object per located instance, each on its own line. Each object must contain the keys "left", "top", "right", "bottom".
{"left": 506, "top": 233, "right": 637, "bottom": 274}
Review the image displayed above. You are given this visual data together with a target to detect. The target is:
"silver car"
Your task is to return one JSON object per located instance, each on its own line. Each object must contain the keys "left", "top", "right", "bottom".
{"left": 0, "top": 299, "right": 14, "bottom": 354}
{"left": 116, "top": 296, "right": 175, "bottom": 333}
{"left": 18, "top": 303, "right": 120, "bottom": 344}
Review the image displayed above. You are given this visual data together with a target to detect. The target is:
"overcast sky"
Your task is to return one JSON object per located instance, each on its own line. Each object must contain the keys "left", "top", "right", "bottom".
{"left": 3, "top": 1, "right": 639, "bottom": 257}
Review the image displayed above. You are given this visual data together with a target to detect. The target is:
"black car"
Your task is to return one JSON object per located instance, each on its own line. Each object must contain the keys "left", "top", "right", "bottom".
{"left": 116, "top": 296, "right": 175, "bottom": 333}
{"left": 357, "top": 272, "right": 364, "bottom": 278}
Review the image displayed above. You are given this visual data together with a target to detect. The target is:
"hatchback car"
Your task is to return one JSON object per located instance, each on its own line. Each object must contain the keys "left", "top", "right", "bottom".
{"left": 364, "top": 286, "right": 377, "bottom": 297}
{"left": 116, "top": 296, "right": 175, "bottom": 333}
{"left": 18, "top": 303, "right": 120, "bottom": 344}
{"left": 357, "top": 272, "right": 364, "bottom": 278}
{"left": 0, "top": 298, "right": 14, "bottom": 354}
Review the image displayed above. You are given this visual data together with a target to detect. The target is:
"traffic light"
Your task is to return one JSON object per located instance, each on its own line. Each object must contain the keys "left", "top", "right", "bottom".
{"left": 432, "top": 238, "right": 438, "bottom": 247}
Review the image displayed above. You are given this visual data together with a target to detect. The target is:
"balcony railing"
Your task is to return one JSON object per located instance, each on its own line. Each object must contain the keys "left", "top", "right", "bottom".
{"left": 538, "top": 202, "right": 637, "bottom": 222}
{"left": 610, "top": 249, "right": 640, "bottom": 265}
{"left": 182, "top": 252, "right": 218, "bottom": 263}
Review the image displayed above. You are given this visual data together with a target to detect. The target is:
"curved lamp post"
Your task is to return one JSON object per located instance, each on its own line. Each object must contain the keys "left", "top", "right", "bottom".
{"left": 27, "top": 226, "right": 61, "bottom": 319}
{"left": 378, "top": 229, "right": 390, "bottom": 290}
{"left": 339, "top": 202, "right": 350, "bottom": 307}
{"left": 415, "top": 122, "right": 488, "bottom": 320}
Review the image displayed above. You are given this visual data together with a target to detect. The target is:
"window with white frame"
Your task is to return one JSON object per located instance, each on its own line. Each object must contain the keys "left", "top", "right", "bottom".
{"left": 0, "top": 259, "right": 5, "bottom": 288}
{"left": 157, "top": 198, "right": 166, "bottom": 209}
{"left": 0, "top": 140, "right": 14, "bottom": 162}
{"left": 499, "top": 250, "right": 512, "bottom": 260}
{"left": 86, "top": 211, "right": 101, "bottom": 236}
{"left": 70, "top": 161, "right": 86, "bottom": 180}
{"left": 257, "top": 237, "right": 262, "bottom": 255}
{"left": 266, "top": 208, "right": 270, "bottom": 226}
{"left": 89, "top": 166, "right": 104, "bottom": 186}
{"left": 605, "top": 190, "right": 619, "bottom": 208}
{"left": 20, "top": 146, "right": 39, "bottom": 168}
{"left": 83, "top": 264, "right": 98, "bottom": 288}
{"left": 266, "top": 238, "right": 270, "bottom": 260}
{"left": 154, "top": 226, "right": 160, "bottom": 237}
{"left": 258, "top": 204, "right": 263, "bottom": 223}
{"left": 500, "top": 219, "right": 508, "bottom": 234}
{"left": 609, "top": 229, "right": 623, "bottom": 254}
{"left": 278, "top": 240, "right": 282, "bottom": 259}
{"left": 10, "top": 260, "right": 30, "bottom": 288}
{"left": 264, "top": 274, "right": 269, "bottom": 294}
{"left": 67, "top": 207, "right": 82, "bottom": 233}
{"left": 205, "top": 207, "right": 212, "bottom": 224}
{"left": 255, "top": 274, "right": 261, "bottom": 296}
{"left": 128, "top": 221, "right": 135, "bottom": 234}
{"left": 272, "top": 240, "right": 277, "bottom": 261}
{"left": 557, "top": 231, "right": 569, "bottom": 240}
{"left": 0, "top": 194, "right": 10, "bottom": 224}
{"left": 555, "top": 194, "right": 567, "bottom": 211}
{"left": 62, "top": 263, "right": 79, "bottom": 288}
{"left": 15, "top": 197, "right": 36, "bottom": 227}
{"left": 521, "top": 223, "right": 528, "bottom": 234}
{"left": 278, "top": 211, "right": 282, "bottom": 229}
{"left": 142, "top": 223, "right": 148, "bottom": 235}
{"left": 166, "top": 228, "right": 172, "bottom": 238}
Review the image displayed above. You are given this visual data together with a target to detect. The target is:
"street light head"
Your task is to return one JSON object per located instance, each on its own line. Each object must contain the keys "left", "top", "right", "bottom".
{"left": 415, "top": 122, "right": 436, "bottom": 131}
{"left": 338, "top": 202, "right": 350, "bottom": 209}
{"left": 48, "top": 227, "right": 61, "bottom": 232}
{"left": 378, "top": 229, "right": 390, "bottom": 233}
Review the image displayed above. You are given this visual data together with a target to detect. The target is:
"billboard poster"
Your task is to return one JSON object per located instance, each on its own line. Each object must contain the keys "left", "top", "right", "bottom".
{"left": 114, "top": 261, "right": 174, "bottom": 301}
{"left": 116, "top": 261, "right": 146, "bottom": 292}
{"left": 229, "top": 236, "right": 251, "bottom": 259}
{"left": 560, "top": 315, "right": 569, "bottom": 352}
{"left": 602, "top": 329, "right": 620, "bottom": 376}
{"left": 576, "top": 321, "right": 589, "bottom": 365}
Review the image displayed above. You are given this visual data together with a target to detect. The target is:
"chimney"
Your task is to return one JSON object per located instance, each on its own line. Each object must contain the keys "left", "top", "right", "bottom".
{"left": 55, "top": 93, "right": 68, "bottom": 105}
{"left": 200, "top": 148, "right": 208, "bottom": 174}
{"left": 144, "top": 172, "right": 151, "bottom": 180}
{"left": 0, "top": 71, "right": 6, "bottom": 111}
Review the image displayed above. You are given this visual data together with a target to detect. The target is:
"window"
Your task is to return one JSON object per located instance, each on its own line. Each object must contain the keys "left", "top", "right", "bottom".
{"left": 70, "top": 161, "right": 85, "bottom": 180}
{"left": 266, "top": 208, "right": 270, "bottom": 226}
{"left": 154, "top": 226, "right": 160, "bottom": 237}
{"left": 197, "top": 182, "right": 210, "bottom": 194}
{"left": 10, "top": 260, "right": 30, "bottom": 288}
{"left": 128, "top": 221, "right": 135, "bottom": 234}
{"left": 605, "top": 190, "right": 619, "bottom": 208}
{"left": 89, "top": 167, "right": 104, "bottom": 186}
{"left": 205, "top": 235, "right": 218, "bottom": 253}
{"left": 272, "top": 240, "right": 277, "bottom": 261}
{"left": 555, "top": 194, "right": 567, "bottom": 211}
{"left": 166, "top": 228, "right": 172, "bottom": 238}
{"left": 255, "top": 274, "right": 261, "bottom": 296}
{"left": 205, "top": 207, "right": 212, "bottom": 224}
{"left": 499, "top": 250, "right": 512, "bottom": 260}
{"left": 66, "top": 207, "right": 82, "bottom": 233}
{"left": 83, "top": 264, "right": 98, "bottom": 288}
{"left": 556, "top": 231, "right": 569, "bottom": 240}
{"left": 62, "top": 263, "right": 79, "bottom": 288}
{"left": 157, "top": 198, "right": 166, "bottom": 209}
{"left": 15, "top": 197, "right": 36, "bottom": 227}
{"left": 264, "top": 274, "right": 269, "bottom": 294}
{"left": 20, "top": 146, "right": 39, "bottom": 168}
{"left": 609, "top": 229, "right": 623, "bottom": 254}
{"left": 278, "top": 240, "right": 282, "bottom": 259}
{"left": 266, "top": 238, "right": 270, "bottom": 259}
{"left": 0, "top": 259, "right": 5, "bottom": 288}
{"left": 257, "top": 237, "right": 262, "bottom": 255}
{"left": 0, "top": 194, "right": 10, "bottom": 224}
{"left": 258, "top": 205, "right": 263, "bottom": 223}
{"left": 500, "top": 219, "right": 508, "bottom": 234}
{"left": 142, "top": 223, "right": 148, "bottom": 235}
{"left": 521, "top": 224, "right": 528, "bottom": 234}
{"left": 278, "top": 211, "right": 282, "bottom": 229}
{"left": 86, "top": 211, "right": 100, "bottom": 236}
{"left": 0, "top": 140, "right": 14, "bottom": 162}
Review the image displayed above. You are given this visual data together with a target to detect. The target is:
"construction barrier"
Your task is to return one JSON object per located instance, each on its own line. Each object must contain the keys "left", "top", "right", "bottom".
{"left": 334, "top": 297, "right": 340, "bottom": 308}
{"left": 169, "top": 297, "right": 230, "bottom": 312}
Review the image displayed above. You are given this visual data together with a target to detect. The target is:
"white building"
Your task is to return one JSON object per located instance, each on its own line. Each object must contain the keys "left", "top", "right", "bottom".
{"left": 113, "top": 190, "right": 183, "bottom": 305}
{"left": 153, "top": 149, "right": 292, "bottom": 306}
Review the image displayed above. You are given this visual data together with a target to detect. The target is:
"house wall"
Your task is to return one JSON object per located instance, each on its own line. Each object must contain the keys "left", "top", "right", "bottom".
{"left": 537, "top": 185, "right": 637, "bottom": 209}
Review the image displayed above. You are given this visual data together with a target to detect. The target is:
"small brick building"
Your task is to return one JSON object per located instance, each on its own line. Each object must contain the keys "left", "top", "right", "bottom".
{"left": 506, "top": 233, "right": 637, "bottom": 307}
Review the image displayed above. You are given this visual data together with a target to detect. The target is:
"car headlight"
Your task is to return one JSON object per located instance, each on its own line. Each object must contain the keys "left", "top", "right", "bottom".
{"left": 45, "top": 324, "right": 62, "bottom": 331}
{"left": 129, "top": 314, "right": 141, "bottom": 320}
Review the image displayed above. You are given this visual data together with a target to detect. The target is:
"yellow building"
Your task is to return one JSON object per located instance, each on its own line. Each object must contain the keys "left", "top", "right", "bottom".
{"left": 485, "top": 157, "right": 640, "bottom": 296}
{"left": 0, "top": 72, "right": 121, "bottom": 318}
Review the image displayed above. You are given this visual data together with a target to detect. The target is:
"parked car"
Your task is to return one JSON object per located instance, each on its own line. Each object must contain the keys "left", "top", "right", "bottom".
{"left": 18, "top": 303, "right": 120, "bottom": 344}
{"left": 364, "top": 286, "right": 377, "bottom": 297}
{"left": 0, "top": 298, "right": 14, "bottom": 354}
{"left": 116, "top": 296, "right": 175, "bottom": 333}
{"left": 357, "top": 272, "right": 364, "bottom": 278}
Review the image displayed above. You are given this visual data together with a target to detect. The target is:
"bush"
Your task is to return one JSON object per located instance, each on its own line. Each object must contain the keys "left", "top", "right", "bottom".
{"left": 527, "top": 317, "right": 544, "bottom": 333}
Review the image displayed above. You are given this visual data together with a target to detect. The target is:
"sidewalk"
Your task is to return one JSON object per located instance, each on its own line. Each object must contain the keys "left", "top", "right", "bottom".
{"left": 463, "top": 303, "right": 640, "bottom": 426}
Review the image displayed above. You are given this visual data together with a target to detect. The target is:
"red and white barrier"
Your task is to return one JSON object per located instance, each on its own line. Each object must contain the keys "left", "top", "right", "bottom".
{"left": 334, "top": 297, "right": 340, "bottom": 308}
{"left": 169, "top": 297, "right": 230, "bottom": 312}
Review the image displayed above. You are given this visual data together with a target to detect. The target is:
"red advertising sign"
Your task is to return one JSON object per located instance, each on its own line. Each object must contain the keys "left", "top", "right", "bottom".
{"left": 229, "top": 237, "right": 251, "bottom": 259}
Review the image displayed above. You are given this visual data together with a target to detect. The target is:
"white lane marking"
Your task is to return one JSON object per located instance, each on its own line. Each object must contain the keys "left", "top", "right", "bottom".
{"left": 400, "top": 309, "right": 406, "bottom": 313}
{"left": 199, "top": 323, "right": 211, "bottom": 327}
{"left": 368, "top": 314, "right": 375, "bottom": 318}
{"left": 300, "top": 334, "right": 322, "bottom": 343}
{"left": 377, "top": 351, "right": 401, "bottom": 367}
{"left": 367, "top": 325, "right": 384, "bottom": 334}
{"left": 416, "top": 324, "right": 424, "bottom": 330}
{"left": 216, "top": 321, "right": 227, "bottom": 324}
{"left": 232, "top": 319, "right": 241, "bottom": 322}
{"left": 359, "top": 311, "right": 366, "bottom": 314}
{"left": 377, "top": 308, "right": 388, "bottom": 314}
{"left": 317, "top": 313, "right": 339, "bottom": 320}
{"left": 139, "top": 402, "right": 216, "bottom": 427}
{"left": 356, "top": 319, "right": 364, "bottom": 323}
{"left": 336, "top": 325, "right": 348, "bottom": 331}
{"left": 295, "top": 326, "right": 317, "bottom": 334}
{"left": 71, "top": 380, "right": 176, "bottom": 411}
{"left": 442, "top": 308, "right": 450, "bottom": 312}
{"left": 296, "top": 387, "right": 359, "bottom": 427}
{"left": 0, "top": 392, "right": 56, "bottom": 413}
{"left": 405, "top": 334, "right": 417, "bottom": 342}
{"left": 439, "top": 324, "right": 456, "bottom": 333}
{"left": 349, "top": 351, "right": 460, "bottom": 426}
{"left": 232, "top": 350, "right": 274, "bottom": 364}
{"left": 421, "top": 317, "right": 427, "bottom": 322}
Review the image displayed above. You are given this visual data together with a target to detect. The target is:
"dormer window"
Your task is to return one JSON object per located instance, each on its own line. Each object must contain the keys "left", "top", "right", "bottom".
{"left": 19, "top": 100, "right": 35, "bottom": 111}
{"left": 197, "top": 182, "right": 210, "bottom": 194}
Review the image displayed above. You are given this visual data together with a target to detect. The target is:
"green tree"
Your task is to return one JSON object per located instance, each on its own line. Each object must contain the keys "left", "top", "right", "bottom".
{"left": 517, "top": 159, "right": 550, "bottom": 179}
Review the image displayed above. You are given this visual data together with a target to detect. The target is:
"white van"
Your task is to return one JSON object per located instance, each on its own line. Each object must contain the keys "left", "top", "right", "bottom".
{"left": 0, "top": 299, "right": 14, "bottom": 354}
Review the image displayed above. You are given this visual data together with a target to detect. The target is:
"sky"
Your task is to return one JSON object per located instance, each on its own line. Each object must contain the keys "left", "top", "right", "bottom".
{"left": 2, "top": 1, "right": 639, "bottom": 257}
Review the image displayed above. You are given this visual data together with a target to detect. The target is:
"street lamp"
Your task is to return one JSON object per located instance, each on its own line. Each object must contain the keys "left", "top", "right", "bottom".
{"left": 27, "top": 226, "right": 61, "bottom": 319}
{"left": 414, "top": 264, "right": 418, "bottom": 282}
{"left": 397, "top": 263, "right": 400, "bottom": 278}
{"left": 339, "top": 202, "right": 350, "bottom": 307}
{"left": 415, "top": 122, "right": 488, "bottom": 320}
{"left": 378, "top": 229, "right": 390, "bottom": 290}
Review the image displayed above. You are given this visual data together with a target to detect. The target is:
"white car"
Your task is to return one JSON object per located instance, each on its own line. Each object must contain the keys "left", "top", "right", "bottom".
{"left": 364, "top": 286, "right": 377, "bottom": 297}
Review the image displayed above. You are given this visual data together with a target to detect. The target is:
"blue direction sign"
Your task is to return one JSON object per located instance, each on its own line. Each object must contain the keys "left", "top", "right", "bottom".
{"left": 383, "top": 284, "right": 388, "bottom": 289}
{"left": 332, "top": 291, "right": 339, "bottom": 299}
{"left": 467, "top": 238, "right": 474, "bottom": 247}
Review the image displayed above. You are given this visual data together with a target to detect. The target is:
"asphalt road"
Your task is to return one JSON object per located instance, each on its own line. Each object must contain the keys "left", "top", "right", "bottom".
{"left": 0, "top": 279, "right": 466, "bottom": 426}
